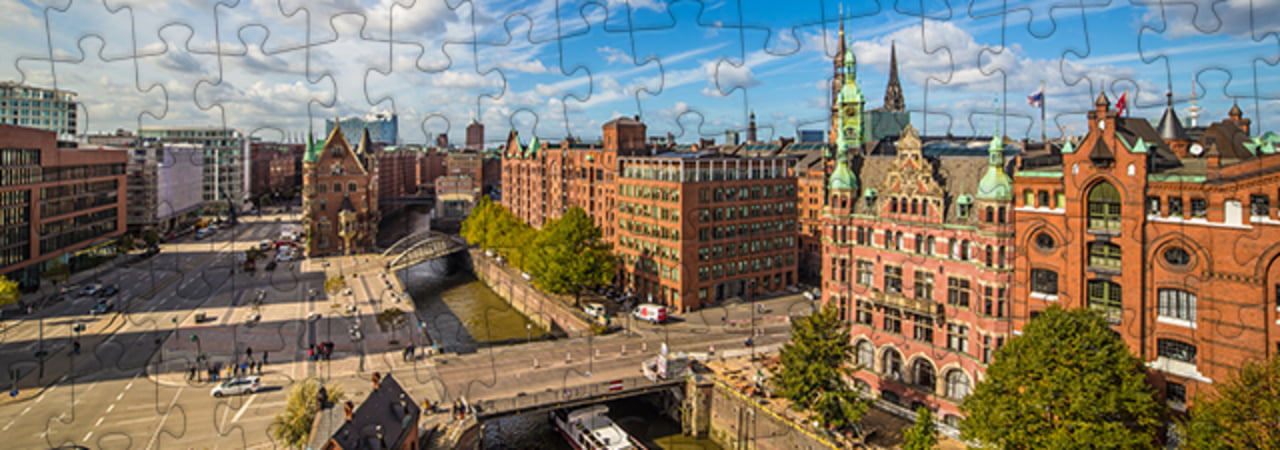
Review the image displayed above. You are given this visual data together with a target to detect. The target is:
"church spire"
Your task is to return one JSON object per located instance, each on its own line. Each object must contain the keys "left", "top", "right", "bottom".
{"left": 883, "top": 41, "right": 904, "bottom": 112}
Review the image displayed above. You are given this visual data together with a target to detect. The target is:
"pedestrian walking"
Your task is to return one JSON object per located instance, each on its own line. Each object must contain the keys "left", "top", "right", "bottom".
{"left": 262, "top": 351, "right": 268, "bottom": 364}
{"left": 246, "top": 347, "right": 253, "bottom": 360}
{"left": 71, "top": 340, "right": 81, "bottom": 355}
{"left": 308, "top": 346, "right": 315, "bottom": 361}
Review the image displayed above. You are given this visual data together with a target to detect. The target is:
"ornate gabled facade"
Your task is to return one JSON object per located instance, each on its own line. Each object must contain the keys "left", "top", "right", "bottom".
{"left": 822, "top": 121, "right": 1015, "bottom": 425}
{"left": 301, "top": 124, "right": 379, "bottom": 257}
{"left": 1014, "top": 95, "right": 1280, "bottom": 413}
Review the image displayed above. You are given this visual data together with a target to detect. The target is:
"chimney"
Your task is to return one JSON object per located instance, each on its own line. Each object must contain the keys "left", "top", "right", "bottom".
{"left": 372, "top": 372, "right": 382, "bottom": 390}
{"left": 344, "top": 401, "right": 355, "bottom": 421}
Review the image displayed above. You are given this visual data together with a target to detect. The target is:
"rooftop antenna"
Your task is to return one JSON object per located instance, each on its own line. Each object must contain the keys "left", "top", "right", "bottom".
{"left": 1186, "top": 73, "right": 1202, "bottom": 127}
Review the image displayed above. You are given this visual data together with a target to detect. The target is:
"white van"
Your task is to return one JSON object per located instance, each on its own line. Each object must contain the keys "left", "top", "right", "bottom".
{"left": 583, "top": 302, "right": 606, "bottom": 319}
{"left": 632, "top": 303, "right": 668, "bottom": 324}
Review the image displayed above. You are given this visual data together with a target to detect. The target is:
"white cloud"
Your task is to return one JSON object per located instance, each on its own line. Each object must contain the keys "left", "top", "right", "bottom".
{"left": 598, "top": 46, "right": 630, "bottom": 64}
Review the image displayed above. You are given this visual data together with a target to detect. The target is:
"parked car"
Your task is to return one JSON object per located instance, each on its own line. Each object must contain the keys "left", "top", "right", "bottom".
{"left": 632, "top": 303, "right": 668, "bottom": 324}
{"left": 259, "top": 240, "right": 272, "bottom": 250}
{"left": 80, "top": 284, "right": 103, "bottom": 297}
{"left": 583, "top": 302, "right": 606, "bottom": 319}
{"left": 210, "top": 376, "right": 260, "bottom": 397}
{"left": 90, "top": 300, "right": 113, "bottom": 315}
{"left": 97, "top": 285, "right": 119, "bottom": 297}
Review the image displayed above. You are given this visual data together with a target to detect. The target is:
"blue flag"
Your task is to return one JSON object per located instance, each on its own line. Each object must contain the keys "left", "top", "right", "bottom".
{"left": 1027, "top": 87, "right": 1044, "bottom": 108}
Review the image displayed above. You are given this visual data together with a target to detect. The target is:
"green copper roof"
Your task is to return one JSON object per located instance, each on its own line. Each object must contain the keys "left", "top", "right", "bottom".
{"left": 828, "top": 160, "right": 858, "bottom": 191}
{"left": 526, "top": 136, "right": 541, "bottom": 157}
{"left": 957, "top": 194, "right": 974, "bottom": 205}
{"left": 1061, "top": 139, "right": 1075, "bottom": 154}
{"left": 976, "top": 135, "right": 1013, "bottom": 200}
{"left": 304, "top": 130, "right": 322, "bottom": 163}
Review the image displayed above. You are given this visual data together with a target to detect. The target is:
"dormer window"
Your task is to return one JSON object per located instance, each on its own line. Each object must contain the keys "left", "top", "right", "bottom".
{"left": 331, "top": 164, "right": 343, "bottom": 175}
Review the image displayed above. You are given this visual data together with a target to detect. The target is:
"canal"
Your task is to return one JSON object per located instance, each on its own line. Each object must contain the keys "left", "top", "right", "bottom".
{"left": 387, "top": 208, "right": 719, "bottom": 449}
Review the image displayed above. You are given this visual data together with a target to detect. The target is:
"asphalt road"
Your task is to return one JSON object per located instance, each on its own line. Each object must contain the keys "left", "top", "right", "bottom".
{"left": 0, "top": 212, "right": 307, "bottom": 450}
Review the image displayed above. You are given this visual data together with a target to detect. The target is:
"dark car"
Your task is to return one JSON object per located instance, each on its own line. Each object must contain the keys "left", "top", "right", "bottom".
{"left": 97, "top": 285, "right": 119, "bottom": 297}
{"left": 264, "top": 260, "right": 277, "bottom": 271}
{"left": 90, "top": 300, "right": 113, "bottom": 315}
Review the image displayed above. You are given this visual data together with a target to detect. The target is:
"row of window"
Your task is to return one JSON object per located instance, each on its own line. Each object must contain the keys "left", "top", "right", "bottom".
{"left": 833, "top": 226, "right": 1009, "bottom": 268}
{"left": 0, "top": 245, "right": 27, "bottom": 268}
{"left": 696, "top": 237, "right": 796, "bottom": 261}
{"left": 853, "top": 340, "right": 985, "bottom": 399}
{"left": 1023, "top": 189, "right": 1067, "bottom": 209}
{"left": 619, "top": 218, "right": 680, "bottom": 241}
{"left": 41, "top": 164, "right": 126, "bottom": 183}
{"left": 1031, "top": 268, "right": 1199, "bottom": 325}
{"left": 698, "top": 185, "right": 797, "bottom": 204}
{"left": 0, "top": 148, "right": 40, "bottom": 166}
{"left": 697, "top": 219, "right": 795, "bottom": 242}
{"left": 39, "top": 210, "right": 117, "bottom": 255}
{"left": 696, "top": 254, "right": 795, "bottom": 281}
{"left": 622, "top": 164, "right": 791, "bottom": 183}
{"left": 619, "top": 201, "right": 681, "bottom": 222}
{"left": 617, "top": 236, "right": 680, "bottom": 262}
{"left": 618, "top": 184, "right": 680, "bottom": 202}
{"left": 698, "top": 202, "right": 797, "bottom": 222}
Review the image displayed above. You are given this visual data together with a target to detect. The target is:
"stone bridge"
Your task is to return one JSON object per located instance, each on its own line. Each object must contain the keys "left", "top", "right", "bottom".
{"left": 382, "top": 230, "right": 468, "bottom": 271}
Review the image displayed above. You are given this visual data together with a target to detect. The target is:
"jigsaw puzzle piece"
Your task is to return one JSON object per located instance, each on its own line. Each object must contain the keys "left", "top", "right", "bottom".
{"left": 192, "top": 24, "right": 329, "bottom": 137}
{"left": 302, "top": 13, "right": 395, "bottom": 124}
{"left": 0, "top": 1, "right": 49, "bottom": 82}
{"left": 40, "top": 0, "right": 140, "bottom": 61}
{"left": 17, "top": 34, "right": 166, "bottom": 134}
{"left": 136, "top": 23, "right": 226, "bottom": 134}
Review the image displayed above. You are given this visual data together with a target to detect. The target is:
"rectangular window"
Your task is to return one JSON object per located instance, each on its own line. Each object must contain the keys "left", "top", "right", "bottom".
{"left": 914, "top": 271, "right": 933, "bottom": 301}
{"left": 1088, "top": 280, "right": 1122, "bottom": 324}
{"left": 981, "top": 336, "right": 992, "bottom": 364}
{"left": 947, "top": 278, "right": 970, "bottom": 307}
{"left": 1168, "top": 197, "right": 1183, "bottom": 217}
{"left": 1166, "top": 382, "right": 1186, "bottom": 405}
{"left": 1157, "top": 339, "right": 1197, "bottom": 363}
{"left": 913, "top": 315, "right": 934, "bottom": 343}
{"left": 857, "top": 261, "right": 874, "bottom": 286}
{"left": 855, "top": 300, "right": 873, "bottom": 325}
{"left": 1088, "top": 242, "right": 1122, "bottom": 271}
{"left": 1031, "top": 269, "right": 1058, "bottom": 295}
{"left": 947, "top": 324, "right": 969, "bottom": 353}
{"left": 1157, "top": 289, "right": 1197, "bottom": 323}
{"left": 1191, "top": 198, "right": 1208, "bottom": 218}
{"left": 1147, "top": 196, "right": 1161, "bottom": 215}
{"left": 884, "top": 265, "right": 903, "bottom": 294}
{"left": 882, "top": 308, "right": 902, "bottom": 334}
{"left": 1251, "top": 194, "right": 1270, "bottom": 217}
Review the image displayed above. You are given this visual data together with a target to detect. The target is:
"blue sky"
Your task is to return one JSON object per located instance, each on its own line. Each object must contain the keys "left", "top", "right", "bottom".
{"left": 3, "top": 0, "right": 1277, "bottom": 146}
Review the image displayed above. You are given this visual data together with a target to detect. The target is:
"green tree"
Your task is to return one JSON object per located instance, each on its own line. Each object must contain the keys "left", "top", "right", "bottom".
{"left": 1184, "top": 355, "right": 1280, "bottom": 449}
{"left": 141, "top": 228, "right": 161, "bottom": 248}
{"left": 118, "top": 234, "right": 136, "bottom": 254}
{"left": 775, "top": 303, "right": 870, "bottom": 431}
{"left": 0, "top": 275, "right": 20, "bottom": 308}
{"left": 961, "top": 306, "right": 1164, "bottom": 449}
{"left": 903, "top": 407, "right": 939, "bottom": 450}
{"left": 270, "top": 378, "right": 343, "bottom": 449}
{"left": 460, "top": 196, "right": 496, "bottom": 248}
{"left": 525, "top": 207, "right": 615, "bottom": 305}
{"left": 42, "top": 259, "right": 70, "bottom": 286}
{"left": 324, "top": 276, "right": 347, "bottom": 296}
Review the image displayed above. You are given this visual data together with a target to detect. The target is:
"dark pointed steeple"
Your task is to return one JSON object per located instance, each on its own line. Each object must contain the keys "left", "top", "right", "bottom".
{"left": 883, "top": 41, "right": 904, "bottom": 112}
{"left": 1157, "top": 91, "right": 1187, "bottom": 140}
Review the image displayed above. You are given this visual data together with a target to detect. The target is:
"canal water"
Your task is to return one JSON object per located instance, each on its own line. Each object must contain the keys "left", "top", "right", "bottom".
{"left": 389, "top": 209, "right": 719, "bottom": 449}
{"left": 402, "top": 256, "right": 545, "bottom": 353}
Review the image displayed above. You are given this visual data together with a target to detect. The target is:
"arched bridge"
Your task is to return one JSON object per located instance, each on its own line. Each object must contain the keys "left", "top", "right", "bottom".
{"left": 383, "top": 230, "right": 469, "bottom": 271}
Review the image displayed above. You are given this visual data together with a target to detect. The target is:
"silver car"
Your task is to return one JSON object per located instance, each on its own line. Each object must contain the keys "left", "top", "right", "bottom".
{"left": 210, "top": 376, "right": 260, "bottom": 397}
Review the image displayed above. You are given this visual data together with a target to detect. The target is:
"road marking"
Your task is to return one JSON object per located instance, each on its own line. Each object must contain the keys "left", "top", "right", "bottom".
{"left": 95, "top": 417, "right": 104, "bottom": 427}
{"left": 125, "top": 381, "right": 134, "bottom": 390}
{"left": 22, "top": 406, "right": 31, "bottom": 414}
{"left": 231, "top": 395, "right": 257, "bottom": 423}
{"left": 2, "top": 422, "right": 11, "bottom": 431}
{"left": 83, "top": 431, "right": 92, "bottom": 441}
{"left": 116, "top": 393, "right": 124, "bottom": 401}
{"left": 106, "top": 404, "right": 115, "bottom": 413}
{"left": 145, "top": 386, "right": 183, "bottom": 450}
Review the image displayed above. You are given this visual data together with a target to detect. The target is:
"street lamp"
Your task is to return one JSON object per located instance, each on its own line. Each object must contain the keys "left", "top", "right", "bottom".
{"left": 525, "top": 323, "right": 532, "bottom": 344}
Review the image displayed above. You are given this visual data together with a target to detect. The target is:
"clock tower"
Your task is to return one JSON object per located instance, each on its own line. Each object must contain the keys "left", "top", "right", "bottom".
{"left": 835, "top": 34, "right": 865, "bottom": 156}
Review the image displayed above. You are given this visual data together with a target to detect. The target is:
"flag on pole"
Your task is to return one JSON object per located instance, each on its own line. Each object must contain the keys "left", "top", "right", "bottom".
{"left": 1027, "top": 87, "right": 1044, "bottom": 108}
{"left": 1115, "top": 91, "right": 1128, "bottom": 116}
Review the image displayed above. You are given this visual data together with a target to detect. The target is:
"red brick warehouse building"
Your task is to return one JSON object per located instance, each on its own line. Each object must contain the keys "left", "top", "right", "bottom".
{"left": 1013, "top": 93, "right": 1280, "bottom": 411}
{"left": 301, "top": 125, "right": 379, "bottom": 257}
{"left": 820, "top": 30, "right": 1017, "bottom": 425}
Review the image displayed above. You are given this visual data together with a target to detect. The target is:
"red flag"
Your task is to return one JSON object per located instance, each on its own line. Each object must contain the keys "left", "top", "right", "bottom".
{"left": 1115, "top": 91, "right": 1128, "bottom": 116}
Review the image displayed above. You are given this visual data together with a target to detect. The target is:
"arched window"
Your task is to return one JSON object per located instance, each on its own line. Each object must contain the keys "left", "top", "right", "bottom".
{"left": 961, "top": 241, "right": 971, "bottom": 261}
{"left": 882, "top": 349, "right": 904, "bottom": 381}
{"left": 926, "top": 236, "right": 936, "bottom": 255}
{"left": 985, "top": 206, "right": 994, "bottom": 222}
{"left": 945, "top": 369, "right": 971, "bottom": 399}
{"left": 914, "top": 235, "right": 924, "bottom": 254}
{"left": 895, "top": 231, "right": 903, "bottom": 250}
{"left": 856, "top": 341, "right": 875, "bottom": 368}
{"left": 1038, "top": 191, "right": 1050, "bottom": 208}
{"left": 912, "top": 359, "right": 936, "bottom": 393}
{"left": 891, "top": 198, "right": 899, "bottom": 213}
{"left": 1088, "top": 182, "right": 1122, "bottom": 231}
{"left": 911, "top": 199, "right": 919, "bottom": 214}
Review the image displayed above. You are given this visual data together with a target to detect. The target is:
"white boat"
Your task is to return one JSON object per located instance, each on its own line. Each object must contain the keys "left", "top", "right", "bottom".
{"left": 550, "top": 405, "right": 646, "bottom": 450}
